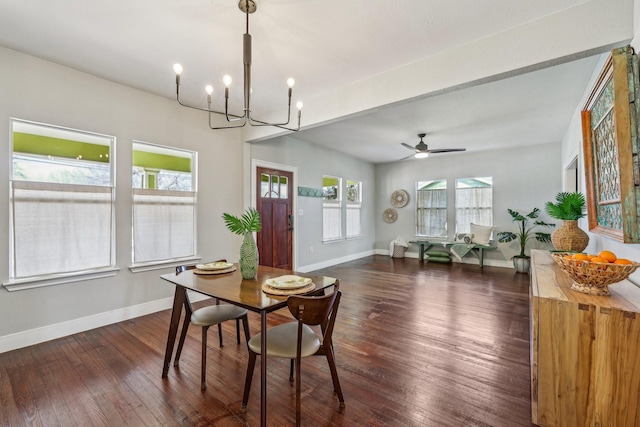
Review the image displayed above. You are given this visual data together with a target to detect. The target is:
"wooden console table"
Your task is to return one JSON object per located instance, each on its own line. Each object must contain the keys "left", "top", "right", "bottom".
{"left": 409, "top": 240, "right": 495, "bottom": 267}
{"left": 529, "top": 250, "right": 640, "bottom": 426}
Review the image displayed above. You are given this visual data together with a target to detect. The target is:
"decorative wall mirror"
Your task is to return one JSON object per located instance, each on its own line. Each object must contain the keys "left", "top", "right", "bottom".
{"left": 581, "top": 46, "right": 640, "bottom": 243}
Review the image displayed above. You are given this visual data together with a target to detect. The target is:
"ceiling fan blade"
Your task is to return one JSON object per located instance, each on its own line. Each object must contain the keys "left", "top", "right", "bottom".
{"left": 401, "top": 142, "right": 416, "bottom": 151}
{"left": 427, "top": 148, "right": 466, "bottom": 153}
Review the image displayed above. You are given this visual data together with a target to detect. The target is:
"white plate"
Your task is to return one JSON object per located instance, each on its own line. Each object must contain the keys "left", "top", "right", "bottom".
{"left": 196, "top": 261, "right": 233, "bottom": 271}
{"left": 266, "top": 275, "right": 312, "bottom": 289}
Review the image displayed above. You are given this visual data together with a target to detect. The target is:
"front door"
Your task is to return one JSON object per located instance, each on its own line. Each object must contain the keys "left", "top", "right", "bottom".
{"left": 256, "top": 167, "right": 293, "bottom": 269}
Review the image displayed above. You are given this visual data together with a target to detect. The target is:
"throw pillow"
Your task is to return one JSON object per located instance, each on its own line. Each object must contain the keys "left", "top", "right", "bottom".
{"left": 454, "top": 233, "right": 474, "bottom": 244}
{"left": 470, "top": 223, "right": 494, "bottom": 245}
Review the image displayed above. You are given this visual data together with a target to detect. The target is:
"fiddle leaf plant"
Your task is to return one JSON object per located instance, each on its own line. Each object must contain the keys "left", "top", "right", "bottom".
{"left": 496, "top": 208, "right": 555, "bottom": 258}
{"left": 222, "top": 207, "right": 262, "bottom": 235}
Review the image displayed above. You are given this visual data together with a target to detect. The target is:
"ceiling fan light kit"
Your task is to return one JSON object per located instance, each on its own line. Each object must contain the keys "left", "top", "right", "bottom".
{"left": 401, "top": 132, "right": 466, "bottom": 160}
{"left": 172, "top": 0, "right": 302, "bottom": 131}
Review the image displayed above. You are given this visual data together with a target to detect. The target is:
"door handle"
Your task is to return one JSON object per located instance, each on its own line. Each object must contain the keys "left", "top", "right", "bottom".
{"left": 288, "top": 214, "right": 294, "bottom": 231}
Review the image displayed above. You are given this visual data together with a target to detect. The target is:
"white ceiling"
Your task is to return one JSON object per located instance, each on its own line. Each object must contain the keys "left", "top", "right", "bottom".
{"left": 0, "top": 0, "right": 618, "bottom": 163}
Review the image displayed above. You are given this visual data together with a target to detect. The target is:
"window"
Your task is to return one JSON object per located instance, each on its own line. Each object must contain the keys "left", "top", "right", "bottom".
{"left": 260, "top": 172, "right": 289, "bottom": 199}
{"left": 132, "top": 141, "right": 197, "bottom": 265}
{"left": 416, "top": 179, "right": 447, "bottom": 237}
{"left": 322, "top": 175, "right": 342, "bottom": 241}
{"left": 455, "top": 177, "right": 493, "bottom": 233}
{"left": 9, "top": 119, "right": 115, "bottom": 282}
{"left": 346, "top": 180, "right": 362, "bottom": 237}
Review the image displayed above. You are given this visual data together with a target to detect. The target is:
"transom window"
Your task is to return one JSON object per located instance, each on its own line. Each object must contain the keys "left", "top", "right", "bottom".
{"left": 416, "top": 179, "right": 447, "bottom": 237}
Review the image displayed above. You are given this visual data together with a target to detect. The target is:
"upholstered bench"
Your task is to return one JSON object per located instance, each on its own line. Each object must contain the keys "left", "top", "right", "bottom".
{"left": 409, "top": 240, "right": 496, "bottom": 268}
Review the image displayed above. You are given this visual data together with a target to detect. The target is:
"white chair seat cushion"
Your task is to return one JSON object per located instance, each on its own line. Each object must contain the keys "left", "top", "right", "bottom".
{"left": 190, "top": 304, "right": 247, "bottom": 326}
{"left": 248, "top": 322, "right": 320, "bottom": 358}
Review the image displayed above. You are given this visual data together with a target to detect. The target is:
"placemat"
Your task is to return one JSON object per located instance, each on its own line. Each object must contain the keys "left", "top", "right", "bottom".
{"left": 262, "top": 282, "right": 316, "bottom": 296}
{"left": 194, "top": 265, "right": 237, "bottom": 275}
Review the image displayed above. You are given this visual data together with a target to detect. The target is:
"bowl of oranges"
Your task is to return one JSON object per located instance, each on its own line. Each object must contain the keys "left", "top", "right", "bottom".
{"left": 551, "top": 250, "right": 639, "bottom": 296}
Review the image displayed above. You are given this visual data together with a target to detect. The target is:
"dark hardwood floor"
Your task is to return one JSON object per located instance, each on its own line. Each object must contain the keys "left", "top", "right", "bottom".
{"left": 0, "top": 255, "right": 533, "bottom": 426}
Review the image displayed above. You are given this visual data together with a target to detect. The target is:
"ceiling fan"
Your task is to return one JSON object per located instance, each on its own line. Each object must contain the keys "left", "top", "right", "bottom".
{"left": 401, "top": 133, "right": 466, "bottom": 159}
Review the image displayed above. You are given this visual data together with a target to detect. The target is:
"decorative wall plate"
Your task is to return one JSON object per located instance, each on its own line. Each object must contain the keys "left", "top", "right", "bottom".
{"left": 383, "top": 208, "right": 398, "bottom": 223}
{"left": 391, "top": 189, "right": 409, "bottom": 208}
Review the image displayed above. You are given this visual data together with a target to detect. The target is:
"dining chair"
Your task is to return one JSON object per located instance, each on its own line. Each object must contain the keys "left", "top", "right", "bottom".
{"left": 241, "top": 283, "right": 344, "bottom": 426}
{"left": 173, "top": 263, "right": 251, "bottom": 390}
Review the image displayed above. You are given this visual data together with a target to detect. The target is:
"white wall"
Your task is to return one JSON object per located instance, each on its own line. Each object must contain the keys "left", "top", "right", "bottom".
{"left": 374, "top": 144, "right": 562, "bottom": 266}
{"left": 0, "top": 47, "right": 244, "bottom": 351}
{"left": 249, "top": 136, "right": 376, "bottom": 270}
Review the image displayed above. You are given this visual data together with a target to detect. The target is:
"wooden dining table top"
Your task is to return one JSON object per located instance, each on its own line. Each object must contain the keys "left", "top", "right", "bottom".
{"left": 159, "top": 264, "right": 338, "bottom": 313}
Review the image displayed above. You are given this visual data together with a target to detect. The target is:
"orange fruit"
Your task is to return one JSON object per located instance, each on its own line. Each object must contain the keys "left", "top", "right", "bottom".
{"left": 585, "top": 254, "right": 596, "bottom": 260}
{"left": 614, "top": 258, "right": 633, "bottom": 265}
{"left": 598, "top": 250, "right": 617, "bottom": 263}
{"left": 572, "top": 253, "right": 590, "bottom": 262}
{"left": 590, "top": 256, "right": 609, "bottom": 264}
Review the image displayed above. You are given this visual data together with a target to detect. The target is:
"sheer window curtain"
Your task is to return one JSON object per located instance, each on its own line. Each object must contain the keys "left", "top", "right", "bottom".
{"left": 323, "top": 202, "right": 342, "bottom": 241}
{"left": 346, "top": 204, "right": 361, "bottom": 237}
{"left": 11, "top": 181, "right": 114, "bottom": 278}
{"left": 416, "top": 189, "right": 447, "bottom": 237}
{"left": 455, "top": 187, "right": 493, "bottom": 233}
{"left": 132, "top": 189, "right": 196, "bottom": 263}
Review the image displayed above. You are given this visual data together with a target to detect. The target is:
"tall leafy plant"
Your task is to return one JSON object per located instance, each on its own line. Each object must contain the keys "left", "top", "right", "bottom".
{"left": 497, "top": 208, "right": 555, "bottom": 258}
{"left": 222, "top": 207, "right": 262, "bottom": 235}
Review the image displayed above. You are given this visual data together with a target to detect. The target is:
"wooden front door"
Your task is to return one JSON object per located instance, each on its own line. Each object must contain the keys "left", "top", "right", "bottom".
{"left": 256, "top": 167, "right": 293, "bottom": 269}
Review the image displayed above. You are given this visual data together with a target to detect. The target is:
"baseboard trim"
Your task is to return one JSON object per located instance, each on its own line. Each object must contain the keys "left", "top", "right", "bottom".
{"left": 0, "top": 291, "right": 209, "bottom": 354}
{"left": 296, "top": 249, "right": 376, "bottom": 272}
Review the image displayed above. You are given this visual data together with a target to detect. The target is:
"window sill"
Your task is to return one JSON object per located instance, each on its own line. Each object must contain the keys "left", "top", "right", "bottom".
{"left": 3, "top": 267, "right": 121, "bottom": 292}
{"left": 129, "top": 256, "right": 202, "bottom": 273}
{"left": 346, "top": 235, "right": 364, "bottom": 240}
{"left": 322, "top": 238, "right": 344, "bottom": 244}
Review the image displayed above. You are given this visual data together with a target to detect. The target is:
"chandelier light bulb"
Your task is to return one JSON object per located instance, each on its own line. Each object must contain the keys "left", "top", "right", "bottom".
{"left": 205, "top": 85, "right": 213, "bottom": 95}
{"left": 415, "top": 152, "right": 429, "bottom": 159}
{"left": 223, "top": 75, "right": 232, "bottom": 87}
{"left": 287, "top": 78, "right": 295, "bottom": 88}
{"left": 173, "top": 64, "right": 183, "bottom": 75}
{"left": 296, "top": 101, "right": 303, "bottom": 110}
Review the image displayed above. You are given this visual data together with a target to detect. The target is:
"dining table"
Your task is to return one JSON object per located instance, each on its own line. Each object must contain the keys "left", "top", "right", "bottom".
{"left": 160, "top": 263, "right": 338, "bottom": 427}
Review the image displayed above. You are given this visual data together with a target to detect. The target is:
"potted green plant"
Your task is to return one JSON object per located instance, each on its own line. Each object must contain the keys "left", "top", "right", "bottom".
{"left": 222, "top": 207, "right": 261, "bottom": 279}
{"left": 496, "top": 208, "right": 555, "bottom": 273}
{"left": 545, "top": 192, "right": 588, "bottom": 252}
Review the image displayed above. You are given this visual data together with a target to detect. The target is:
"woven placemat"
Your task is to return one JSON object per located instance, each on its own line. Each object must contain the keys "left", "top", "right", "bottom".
{"left": 194, "top": 265, "right": 237, "bottom": 275}
{"left": 262, "top": 282, "right": 316, "bottom": 296}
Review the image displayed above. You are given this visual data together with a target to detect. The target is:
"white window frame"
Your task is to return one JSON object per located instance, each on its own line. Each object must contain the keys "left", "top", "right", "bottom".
{"left": 455, "top": 177, "right": 493, "bottom": 234}
{"left": 346, "top": 179, "right": 362, "bottom": 238}
{"left": 415, "top": 179, "right": 448, "bottom": 238}
{"left": 5, "top": 118, "right": 118, "bottom": 291}
{"left": 130, "top": 141, "right": 198, "bottom": 271}
{"left": 322, "top": 175, "right": 342, "bottom": 242}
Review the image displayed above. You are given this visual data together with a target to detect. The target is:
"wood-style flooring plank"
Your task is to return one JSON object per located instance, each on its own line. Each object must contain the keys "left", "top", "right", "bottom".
{"left": 0, "top": 256, "right": 534, "bottom": 426}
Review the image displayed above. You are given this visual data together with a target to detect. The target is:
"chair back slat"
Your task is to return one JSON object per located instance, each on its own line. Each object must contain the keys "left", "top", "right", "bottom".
{"left": 287, "top": 282, "right": 339, "bottom": 326}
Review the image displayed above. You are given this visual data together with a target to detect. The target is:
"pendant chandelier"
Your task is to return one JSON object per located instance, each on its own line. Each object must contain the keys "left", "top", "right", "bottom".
{"left": 172, "top": 0, "right": 302, "bottom": 131}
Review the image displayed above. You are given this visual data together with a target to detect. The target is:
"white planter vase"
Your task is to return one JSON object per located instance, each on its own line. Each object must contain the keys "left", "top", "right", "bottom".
{"left": 513, "top": 256, "right": 531, "bottom": 274}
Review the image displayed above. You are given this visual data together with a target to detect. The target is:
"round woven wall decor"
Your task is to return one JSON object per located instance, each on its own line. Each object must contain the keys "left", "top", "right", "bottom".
{"left": 383, "top": 208, "right": 398, "bottom": 223}
{"left": 391, "top": 189, "right": 409, "bottom": 208}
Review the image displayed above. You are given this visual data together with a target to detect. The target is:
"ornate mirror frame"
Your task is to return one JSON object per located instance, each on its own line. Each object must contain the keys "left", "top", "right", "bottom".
{"left": 581, "top": 46, "right": 640, "bottom": 243}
